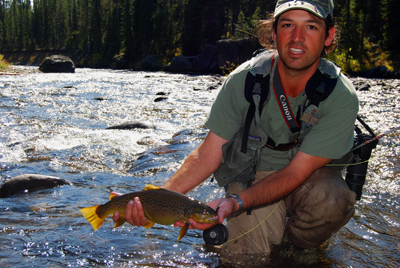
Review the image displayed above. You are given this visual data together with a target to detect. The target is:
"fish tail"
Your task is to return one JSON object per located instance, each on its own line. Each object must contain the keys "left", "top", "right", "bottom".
{"left": 79, "top": 205, "right": 106, "bottom": 231}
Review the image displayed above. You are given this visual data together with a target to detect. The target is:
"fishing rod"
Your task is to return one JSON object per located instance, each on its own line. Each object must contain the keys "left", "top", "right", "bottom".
{"left": 345, "top": 116, "right": 400, "bottom": 200}
{"left": 350, "top": 125, "right": 400, "bottom": 152}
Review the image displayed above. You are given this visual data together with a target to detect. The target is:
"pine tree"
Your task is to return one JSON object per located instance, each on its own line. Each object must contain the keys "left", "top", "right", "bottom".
{"left": 102, "top": 0, "right": 120, "bottom": 59}
{"left": 133, "top": 0, "right": 156, "bottom": 57}
{"left": 382, "top": 0, "right": 400, "bottom": 57}
{"left": 121, "top": 0, "right": 134, "bottom": 59}
{"left": 90, "top": 0, "right": 102, "bottom": 53}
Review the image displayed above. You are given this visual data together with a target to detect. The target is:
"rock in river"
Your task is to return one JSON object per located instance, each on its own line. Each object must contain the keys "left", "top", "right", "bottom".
{"left": 0, "top": 174, "right": 72, "bottom": 198}
{"left": 106, "top": 121, "right": 155, "bottom": 130}
{"left": 39, "top": 55, "right": 75, "bottom": 73}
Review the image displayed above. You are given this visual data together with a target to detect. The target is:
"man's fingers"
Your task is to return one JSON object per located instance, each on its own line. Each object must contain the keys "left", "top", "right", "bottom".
{"left": 135, "top": 198, "right": 149, "bottom": 226}
{"left": 123, "top": 197, "right": 149, "bottom": 227}
{"left": 189, "top": 219, "right": 217, "bottom": 230}
{"left": 124, "top": 199, "right": 135, "bottom": 225}
{"left": 113, "top": 211, "right": 120, "bottom": 222}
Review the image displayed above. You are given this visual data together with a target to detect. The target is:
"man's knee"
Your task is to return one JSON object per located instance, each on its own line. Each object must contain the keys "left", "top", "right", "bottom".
{"left": 285, "top": 167, "right": 356, "bottom": 248}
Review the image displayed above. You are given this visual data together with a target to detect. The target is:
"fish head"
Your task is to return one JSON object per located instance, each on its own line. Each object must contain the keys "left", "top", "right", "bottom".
{"left": 189, "top": 201, "right": 218, "bottom": 224}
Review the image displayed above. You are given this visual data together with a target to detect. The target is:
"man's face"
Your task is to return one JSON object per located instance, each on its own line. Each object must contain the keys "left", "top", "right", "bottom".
{"left": 273, "top": 9, "right": 334, "bottom": 73}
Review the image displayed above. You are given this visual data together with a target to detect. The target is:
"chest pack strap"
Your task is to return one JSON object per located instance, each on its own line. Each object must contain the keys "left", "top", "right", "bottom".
{"left": 241, "top": 73, "right": 270, "bottom": 153}
{"left": 305, "top": 69, "right": 338, "bottom": 107}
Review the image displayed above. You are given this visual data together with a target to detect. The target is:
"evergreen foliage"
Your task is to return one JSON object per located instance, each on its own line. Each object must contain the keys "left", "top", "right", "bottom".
{"left": 0, "top": 0, "right": 398, "bottom": 69}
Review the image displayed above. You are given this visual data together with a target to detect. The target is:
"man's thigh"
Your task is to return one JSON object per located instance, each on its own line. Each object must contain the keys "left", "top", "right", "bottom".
{"left": 285, "top": 167, "right": 356, "bottom": 248}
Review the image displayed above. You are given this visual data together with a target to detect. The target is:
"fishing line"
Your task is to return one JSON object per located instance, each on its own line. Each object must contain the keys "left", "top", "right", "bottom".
{"left": 222, "top": 199, "right": 283, "bottom": 245}
{"left": 327, "top": 136, "right": 400, "bottom": 167}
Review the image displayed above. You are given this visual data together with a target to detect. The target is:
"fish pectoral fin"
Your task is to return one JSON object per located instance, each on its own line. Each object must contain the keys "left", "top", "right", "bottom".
{"left": 144, "top": 221, "right": 155, "bottom": 229}
{"left": 177, "top": 223, "right": 189, "bottom": 242}
{"left": 79, "top": 205, "right": 105, "bottom": 231}
{"left": 112, "top": 217, "right": 126, "bottom": 228}
{"left": 143, "top": 184, "right": 161, "bottom": 191}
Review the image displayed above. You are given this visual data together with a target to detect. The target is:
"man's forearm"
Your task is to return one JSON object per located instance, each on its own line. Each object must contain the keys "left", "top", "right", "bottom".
{"left": 239, "top": 168, "right": 302, "bottom": 209}
{"left": 238, "top": 151, "right": 333, "bottom": 211}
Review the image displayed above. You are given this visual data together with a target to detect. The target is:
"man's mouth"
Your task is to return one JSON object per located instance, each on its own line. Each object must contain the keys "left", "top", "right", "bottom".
{"left": 289, "top": 48, "right": 304, "bottom": 55}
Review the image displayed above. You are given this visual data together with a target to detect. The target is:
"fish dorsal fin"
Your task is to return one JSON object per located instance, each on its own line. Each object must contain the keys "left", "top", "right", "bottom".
{"left": 109, "top": 192, "right": 119, "bottom": 200}
{"left": 143, "top": 184, "right": 161, "bottom": 191}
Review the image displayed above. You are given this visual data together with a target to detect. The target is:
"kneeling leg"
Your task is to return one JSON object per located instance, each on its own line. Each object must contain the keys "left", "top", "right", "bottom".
{"left": 285, "top": 167, "right": 356, "bottom": 248}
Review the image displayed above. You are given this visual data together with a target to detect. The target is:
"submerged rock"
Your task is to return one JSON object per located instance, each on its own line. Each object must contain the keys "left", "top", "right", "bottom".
{"left": 106, "top": 121, "right": 155, "bottom": 130}
{"left": 0, "top": 174, "right": 72, "bottom": 198}
{"left": 154, "top": 96, "right": 168, "bottom": 102}
{"left": 39, "top": 55, "right": 75, "bottom": 73}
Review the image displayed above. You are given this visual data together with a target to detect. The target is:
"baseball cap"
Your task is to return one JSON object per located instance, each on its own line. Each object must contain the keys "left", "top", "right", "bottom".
{"left": 274, "top": 0, "right": 334, "bottom": 19}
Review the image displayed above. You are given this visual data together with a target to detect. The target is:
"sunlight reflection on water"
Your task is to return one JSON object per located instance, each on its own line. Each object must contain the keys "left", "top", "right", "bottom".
{"left": 0, "top": 67, "right": 399, "bottom": 267}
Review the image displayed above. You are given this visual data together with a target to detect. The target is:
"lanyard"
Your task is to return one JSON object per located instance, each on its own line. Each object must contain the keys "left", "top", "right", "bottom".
{"left": 271, "top": 65, "right": 300, "bottom": 133}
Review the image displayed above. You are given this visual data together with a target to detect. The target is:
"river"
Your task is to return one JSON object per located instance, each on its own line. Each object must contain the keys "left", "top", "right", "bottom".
{"left": 0, "top": 66, "right": 399, "bottom": 267}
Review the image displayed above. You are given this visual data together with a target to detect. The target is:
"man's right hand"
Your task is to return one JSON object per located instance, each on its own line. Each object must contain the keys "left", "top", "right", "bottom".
{"left": 112, "top": 193, "right": 149, "bottom": 227}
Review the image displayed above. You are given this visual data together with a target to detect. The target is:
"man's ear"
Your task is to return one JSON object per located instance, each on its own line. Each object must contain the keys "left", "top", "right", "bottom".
{"left": 325, "top": 27, "right": 335, "bottom": 47}
{"left": 272, "top": 28, "right": 277, "bottom": 42}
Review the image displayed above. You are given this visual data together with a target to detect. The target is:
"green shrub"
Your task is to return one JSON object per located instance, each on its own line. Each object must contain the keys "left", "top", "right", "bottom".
{"left": 0, "top": 54, "right": 9, "bottom": 71}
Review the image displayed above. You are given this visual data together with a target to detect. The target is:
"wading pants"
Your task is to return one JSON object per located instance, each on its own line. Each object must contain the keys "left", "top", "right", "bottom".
{"left": 223, "top": 167, "right": 356, "bottom": 254}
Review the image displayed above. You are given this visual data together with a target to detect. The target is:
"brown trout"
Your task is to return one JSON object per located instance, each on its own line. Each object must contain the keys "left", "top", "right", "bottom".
{"left": 79, "top": 184, "right": 218, "bottom": 241}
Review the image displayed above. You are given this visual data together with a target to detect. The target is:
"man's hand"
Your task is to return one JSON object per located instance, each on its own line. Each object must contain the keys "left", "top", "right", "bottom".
{"left": 111, "top": 192, "right": 149, "bottom": 227}
{"left": 173, "top": 198, "right": 237, "bottom": 231}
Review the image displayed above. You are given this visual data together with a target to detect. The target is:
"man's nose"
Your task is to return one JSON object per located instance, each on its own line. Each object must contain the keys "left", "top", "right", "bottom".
{"left": 291, "top": 26, "right": 305, "bottom": 43}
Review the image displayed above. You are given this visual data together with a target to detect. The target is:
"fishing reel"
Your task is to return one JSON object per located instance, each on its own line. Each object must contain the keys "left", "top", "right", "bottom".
{"left": 345, "top": 120, "right": 379, "bottom": 200}
{"left": 203, "top": 223, "right": 229, "bottom": 245}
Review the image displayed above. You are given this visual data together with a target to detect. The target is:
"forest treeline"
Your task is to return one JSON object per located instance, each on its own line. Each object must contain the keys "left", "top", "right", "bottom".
{"left": 0, "top": 0, "right": 399, "bottom": 70}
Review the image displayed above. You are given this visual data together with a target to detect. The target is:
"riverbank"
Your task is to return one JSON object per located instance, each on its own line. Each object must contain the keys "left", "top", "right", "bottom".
{"left": 2, "top": 46, "right": 400, "bottom": 79}
{"left": 0, "top": 65, "right": 40, "bottom": 75}
{"left": 0, "top": 50, "right": 79, "bottom": 67}
{"left": 0, "top": 39, "right": 261, "bottom": 75}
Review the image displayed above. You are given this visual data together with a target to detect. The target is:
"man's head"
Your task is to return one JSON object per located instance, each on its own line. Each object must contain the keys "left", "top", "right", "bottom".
{"left": 258, "top": 0, "right": 336, "bottom": 57}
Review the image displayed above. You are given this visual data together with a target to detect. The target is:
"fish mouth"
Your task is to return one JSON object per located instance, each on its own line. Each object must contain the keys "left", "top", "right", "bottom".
{"left": 201, "top": 215, "right": 218, "bottom": 223}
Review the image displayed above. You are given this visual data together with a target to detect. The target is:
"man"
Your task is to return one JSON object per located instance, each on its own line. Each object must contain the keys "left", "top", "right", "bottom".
{"left": 114, "top": 0, "right": 358, "bottom": 255}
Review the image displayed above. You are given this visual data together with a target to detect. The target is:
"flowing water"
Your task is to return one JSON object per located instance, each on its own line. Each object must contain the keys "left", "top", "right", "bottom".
{"left": 0, "top": 66, "right": 399, "bottom": 267}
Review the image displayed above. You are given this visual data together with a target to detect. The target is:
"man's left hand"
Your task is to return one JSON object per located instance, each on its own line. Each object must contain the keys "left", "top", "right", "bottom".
{"left": 174, "top": 198, "right": 237, "bottom": 230}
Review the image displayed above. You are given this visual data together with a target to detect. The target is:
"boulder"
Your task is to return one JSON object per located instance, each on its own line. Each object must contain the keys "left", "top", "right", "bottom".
{"left": 39, "top": 55, "right": 75, "bottom": 73}
{"left": 364, "top": 66, "right": 391, "bottom": 78}
{"left": 111, "top": 54, "right": 129, "bottom": 69}
{"left": 216, "top": 38, "right": 262, "bottom": 70}
{"left": 169, "top": 56, "right": 193, "bottom": 73}
{"left": 0, "top": 174, "right": 72, "bottom": 198}
{"left": 141, "top": 55, "right": 162, "bottom": 71}
{"left": 192, "top": 44, "right": 220, "bottom": 73}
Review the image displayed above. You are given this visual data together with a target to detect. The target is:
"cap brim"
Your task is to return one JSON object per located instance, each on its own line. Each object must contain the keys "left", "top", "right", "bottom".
{"left": 274, "top": 2, "right": 328, "bottom": 19}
